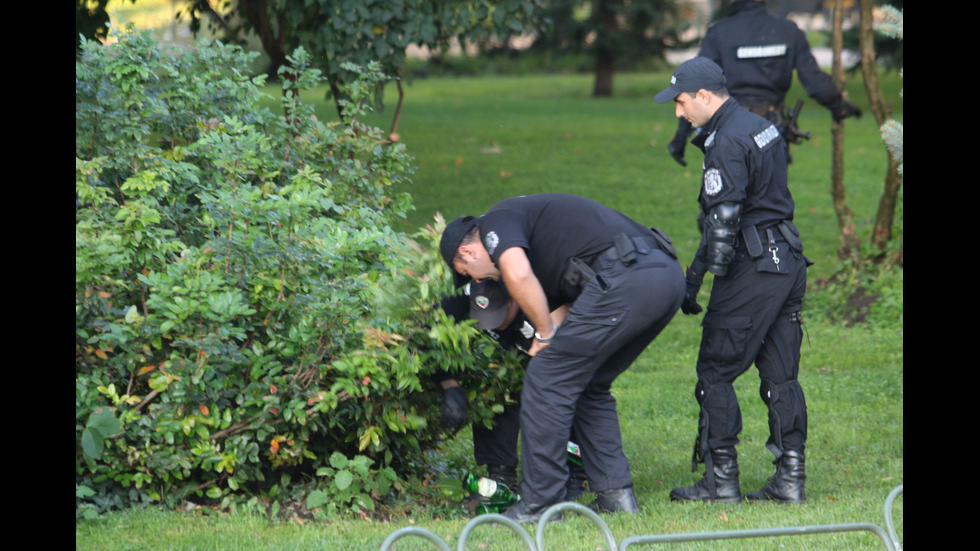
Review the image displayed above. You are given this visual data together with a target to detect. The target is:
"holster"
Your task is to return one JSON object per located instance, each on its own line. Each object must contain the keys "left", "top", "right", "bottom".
{"left": 561, "top": 232, "right": 665, "bottom": 298}
{"left": 777, "top": 221, "right": 804, "bottom": 253}
{"left": 740, "top": 225, "right": 765, "bottom": 259}
{"left": 562, "top": 257, "right": 596, "bottom": 293}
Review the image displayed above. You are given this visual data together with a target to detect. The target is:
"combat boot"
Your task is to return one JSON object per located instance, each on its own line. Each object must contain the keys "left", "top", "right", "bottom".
{"left": 564, "top": 463, "right": 589, "bottom": 501}
{"left": 746, "top": 450, "right": 805, "bottom": 504}
{"left": 503, "top": 500, "right": 563, "bottom": 524}
{"left": 669, "top": 448, "right": 742, "bottom": 503}
{"left": 588, "top": 487, "right": 640, "bottom": 513}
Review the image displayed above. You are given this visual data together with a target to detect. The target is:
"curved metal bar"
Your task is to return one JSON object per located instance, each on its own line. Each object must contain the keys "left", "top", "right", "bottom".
{"left": 535, "top": 502, "right": 617, "bottom": 551}
{"left": 619, "top": 522, "right": 894, "bottom": 551}
{"left": 379, "top": 526, "right": 453, "bottom": 551}
{"left": 458, "top": 513, "right": 537, "bottom": 551}
{"left": 884, "top": 484, "right": 903, "bottom": 551}
{"left": 383, "top": 485, "right": 904, "bottom": 551}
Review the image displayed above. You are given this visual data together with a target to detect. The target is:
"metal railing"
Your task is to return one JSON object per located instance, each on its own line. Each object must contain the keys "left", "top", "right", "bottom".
{"left": 380, "top": 484, "right": 903, "bottom": 551}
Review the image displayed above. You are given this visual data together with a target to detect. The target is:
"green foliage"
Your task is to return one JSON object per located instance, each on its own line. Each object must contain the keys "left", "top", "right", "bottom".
{"left": 805, "top": 260, "right": 904, "bottom": 330}
{"left": 181, "top": 0, "right": 542, "bottom": 110}
{"left": 76, "top": 27, "right": 518, "bottom": 518}
{"left": 529, "top": 0, "right": 686, "bottom": 68}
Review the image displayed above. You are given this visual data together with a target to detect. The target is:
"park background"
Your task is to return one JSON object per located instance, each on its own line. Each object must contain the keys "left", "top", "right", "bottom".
{"left": 76, "top": 1, "right": 902, "bottom": 549}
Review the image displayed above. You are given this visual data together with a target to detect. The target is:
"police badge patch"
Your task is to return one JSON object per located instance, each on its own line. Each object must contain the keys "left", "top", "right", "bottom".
{"left": 484, "top": 231, "right": 499, "bottom": 255}
{"left": 704, "top": 168, "right": 723, "bottom": 196}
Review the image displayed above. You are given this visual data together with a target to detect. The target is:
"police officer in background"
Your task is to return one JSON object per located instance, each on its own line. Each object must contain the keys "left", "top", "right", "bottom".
{"left": 655, "top": 58, "right": 810, "bottom": 503}
{"left": 437, "top": 280, "right": 589, "bottom": 509}
{"left": 667, "top": 0, "right": 862, "bottom": 166}
{"left": 440, "top": 194, "right": 684, "bottom": 522}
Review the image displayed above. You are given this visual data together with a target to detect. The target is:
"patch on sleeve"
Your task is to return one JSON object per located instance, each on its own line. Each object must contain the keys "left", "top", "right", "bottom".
{"left": 703, "top": 168, "right": 723, "bottom": 196}
{"left": 754, "top": 124, "right": 781, "bottom": 149}
{"left": 737, "top": 44, "right": 788, "bottom": 59}
{"left": 483, "top": 231, "right": 499, "bottom": 255}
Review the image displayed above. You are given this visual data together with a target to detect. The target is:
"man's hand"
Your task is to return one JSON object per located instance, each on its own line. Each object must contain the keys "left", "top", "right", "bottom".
{"left": 667, "top": 136, "right": 688, "bottom": 167}
{"left": 681, "top": 266, "right": 703, "bottom": 315}
{"left": 832, "top": 101, "right": 862, "bottom": 122}
{"left": 681, "top": 290, "right": 703, "bottom": 315}
{"left": 440, "top": 384, "right": 468, "bottom": 432}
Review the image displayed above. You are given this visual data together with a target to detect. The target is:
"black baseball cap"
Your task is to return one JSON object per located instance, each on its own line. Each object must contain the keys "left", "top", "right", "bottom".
{"left": 654, "top": 57, "right": 727, "bottom": 104}
{"left": 465, "top": 280, "right": 510, "bottom": 330}
{"left": 440, "top": 215, "right": 479, "bottom": 288}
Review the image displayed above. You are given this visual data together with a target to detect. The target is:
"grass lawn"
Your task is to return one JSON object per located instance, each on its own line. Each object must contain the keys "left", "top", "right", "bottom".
{"left": 76, "top": 68, "right": 902, "bottom": 550}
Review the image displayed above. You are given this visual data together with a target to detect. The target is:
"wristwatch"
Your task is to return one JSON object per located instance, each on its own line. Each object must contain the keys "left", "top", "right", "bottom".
{"left": 534, "top": 324, "right": 558, "bottom": 343}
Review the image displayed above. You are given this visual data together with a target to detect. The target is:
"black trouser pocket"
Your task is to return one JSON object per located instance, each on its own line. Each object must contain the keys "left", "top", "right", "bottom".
{"left": 699, "top": 315, "right": 752, "bottom": 369}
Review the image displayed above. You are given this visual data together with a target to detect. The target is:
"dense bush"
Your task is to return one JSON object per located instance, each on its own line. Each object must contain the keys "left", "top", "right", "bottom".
{"left": 76, "top": 27, "right": 524, "bottom": 520}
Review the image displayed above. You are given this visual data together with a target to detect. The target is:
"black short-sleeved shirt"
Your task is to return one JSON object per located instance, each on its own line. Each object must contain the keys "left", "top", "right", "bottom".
{"left": 699, "top": 0, "right": 842, "bottom": 109}
{"left": 692, "top": 98, "right": 794, "bottom": 230}
{"left": 477, "top": 194, "right": 651, "bottom": 306}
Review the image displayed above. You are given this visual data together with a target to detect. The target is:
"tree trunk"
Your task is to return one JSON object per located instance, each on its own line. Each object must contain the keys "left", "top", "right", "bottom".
{"left": 240, "top": 0, "right": 288, "bottom": 78}
{"left": 591, "top": 0, "right": 616, "bottom": 97}
{"left": 829, "top": 0, "right": 860, "bottom": 260}
{"left": 859, "top": 0, "right": 902, "bottom": 254}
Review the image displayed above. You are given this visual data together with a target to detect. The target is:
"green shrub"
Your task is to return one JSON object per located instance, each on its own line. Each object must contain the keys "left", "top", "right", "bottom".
{"left": 76, "top": 26, "right": 523, "bottom": 519}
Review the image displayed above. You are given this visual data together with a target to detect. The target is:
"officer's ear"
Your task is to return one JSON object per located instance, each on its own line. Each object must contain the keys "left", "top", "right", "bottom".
{"left": 457, "top": 242, "right": 479, "bottom": 263}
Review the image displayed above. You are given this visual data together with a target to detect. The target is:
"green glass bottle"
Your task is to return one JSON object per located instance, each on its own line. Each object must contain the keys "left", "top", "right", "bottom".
{"left": 567, "top": 441, "right": 584, "bottom": 468}
{"left": 463, "top": 472, "right": 518, "bottom": 504}
{"left": 474, "top": 502, "right": 508, "bottom": 515}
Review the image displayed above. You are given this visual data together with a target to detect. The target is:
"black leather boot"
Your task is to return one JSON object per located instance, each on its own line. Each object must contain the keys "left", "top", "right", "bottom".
{"left": 564, "top": 464, "right": 589, "bottom": 501}
{"left": 588, "top": 487, "right": 640, "bottom": 513}
{"left": 670, "top": 448, "right": 742, "bottom": 503}
{"left": 746, "top": 450, "right": 805, "bottom": 504}
{"left": 503, "top": 500, "right": 563, "bottom": 523}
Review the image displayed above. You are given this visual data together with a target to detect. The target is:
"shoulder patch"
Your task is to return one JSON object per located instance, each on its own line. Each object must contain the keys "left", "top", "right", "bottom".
{"left": 754, "top": 124, "right": 781, "bottom": 149}
{"left": 737, "top": 44, "right": 788, "bottom": 59}
{"left": 483, "top": 231, "right": 499, "bottom": 255}
{"left": 704, "top": 168, "right": 723, "bottom": 196}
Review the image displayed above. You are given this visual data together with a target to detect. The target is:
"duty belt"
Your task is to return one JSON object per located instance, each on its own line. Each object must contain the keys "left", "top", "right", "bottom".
{"left": 589, "top": 233, "right": 660, "bottom": 274}
{"left": 735, "top": 221, "right": 803, "bottom": 259}
{"left": 563, "top": 232, "right": 671, "bottom": 298}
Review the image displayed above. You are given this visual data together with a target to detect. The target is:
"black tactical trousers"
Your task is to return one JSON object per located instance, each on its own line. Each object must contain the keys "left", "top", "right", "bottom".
{"left": 694, "top": 241, "right": 808, "bottom": 459}
{"left": 518, "top": 249, "right": 684, "bottom": 505}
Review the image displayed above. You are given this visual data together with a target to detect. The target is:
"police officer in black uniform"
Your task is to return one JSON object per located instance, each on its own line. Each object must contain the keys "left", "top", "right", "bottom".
{"left": 437, "top": 280, "right": 588, "bottom": 509}
{"left": 667, "top": 0, "right": 862, "bottom": 166}
{"left": 440, "top": 194, "right": 684, "bottom": 522}
{"left": 655, "top": 58, "right": 810, "bottom": 503}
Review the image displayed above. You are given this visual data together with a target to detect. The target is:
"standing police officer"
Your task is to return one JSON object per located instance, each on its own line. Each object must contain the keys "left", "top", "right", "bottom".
{"left": 655, "top": 58, "right": 810, "bottom": 503}
{"left": 440, "top": 193, "right": 684, "bottom": 522}
{"left": 667, "top": 0, "right": 861, "bottom": 166}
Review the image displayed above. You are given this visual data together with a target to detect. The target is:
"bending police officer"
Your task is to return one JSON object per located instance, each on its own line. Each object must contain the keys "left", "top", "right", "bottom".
{"left": 655, "top": 58, "right": 810, "bottom": 503}
{"left": 440, "top": 193, "right": 684, "bottom": 522}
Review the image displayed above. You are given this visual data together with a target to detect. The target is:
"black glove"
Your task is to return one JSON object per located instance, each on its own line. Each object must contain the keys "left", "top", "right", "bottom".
{"left": 832, "top": 101, "right": 862, "bottom": 122}
{"left": 667, "top": 135, "right": 688, "bottom": 167}
{"left": 681, "top": 266, "right": 703, "bottom": 315}
{"left": 440, "top": 385, "right": 469, "bottom": 432}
